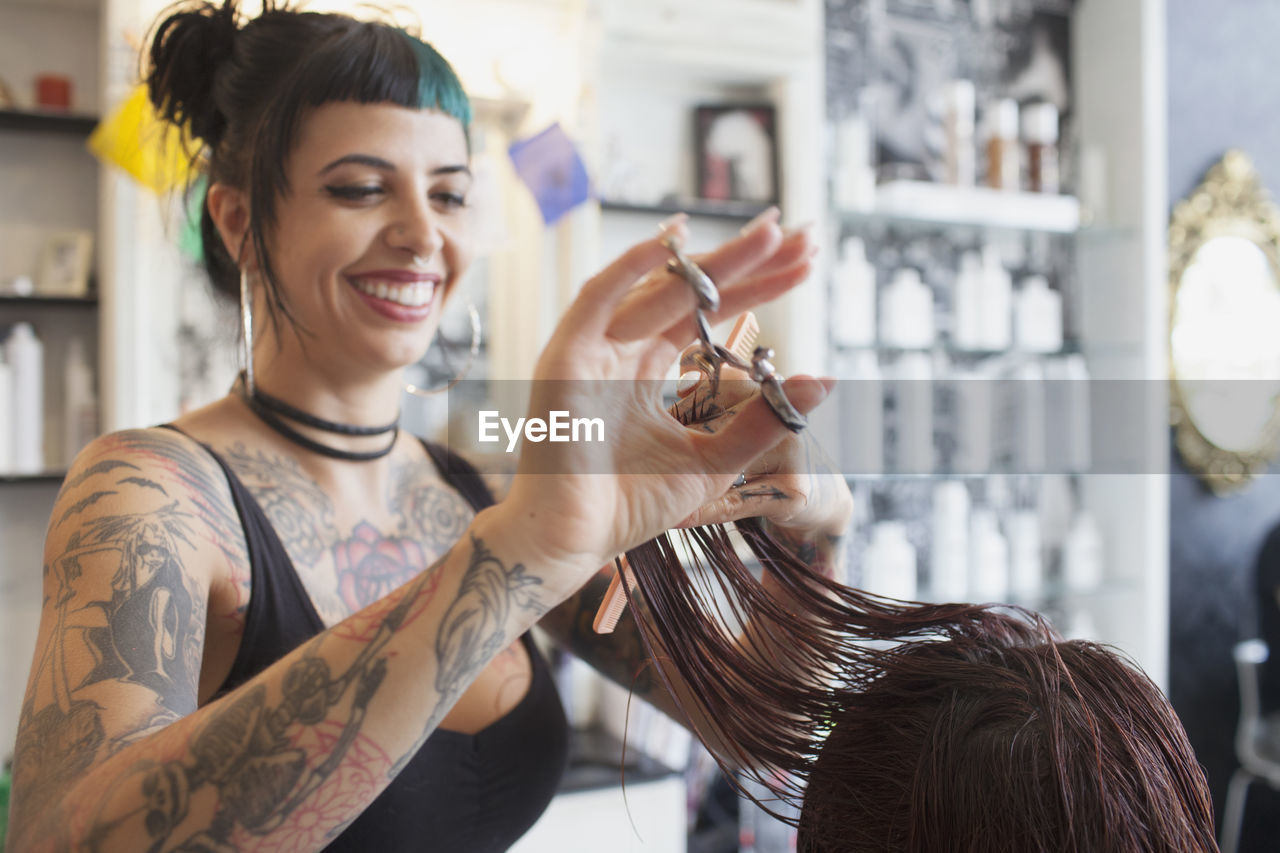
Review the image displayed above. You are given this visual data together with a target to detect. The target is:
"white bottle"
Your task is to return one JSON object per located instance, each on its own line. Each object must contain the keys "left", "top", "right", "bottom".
{"left": 893, "top": 351, "right": 933, "bottom": 474}
{"left": 931, "top": 480, "right": 970, "bottom": 601}
{"left": 985, "top": 98, "right": 1020, "bottom": 191}
{"left": 834, "top": 112, "right": 877, "bottom": 212}
{"left": 952, "top": 362, "right": 994, "bottom": 475}
{"left": 1014, "top": 275, "right": 1063, "bottom": 353}
{"left": 864, "top": 521, "right": 918, "bottom": 601}
{"left": 952, "top": 251, "right": 984, "bottom": 351}
{"left": 1023, "top": 102, "right": 1061, "bottom": 195}
{"left": 1063, "top": 509, "right": 1104, "bottom": 593}
{"left": 1007, "top": 510, "right": 1043, "bottom": 602}
{"left": 0, "top": 351, "right": 12, "bottom": 473}
{"left": 979, "top": 245, "right": 1012, "bottom": 351}
{"left": 7, "top": 323, "right": 44, "bottom": 473}
{"left": 63, "top": 338, "right": 98, "bottom": 465}
{"left": 943, "top": 79, "right": 976, "bottom": 187}
{"left": 840, "top": 350, "right": 884, "bottom": 477}
{"left": 968, "top": 507, "right": 1009, "bottom": 602}
{"left": 881, "top": 267, "right": 935, "bottom": 350}
{"left": 831, "top": 237, "right": 877, "bottom": 348}
{"left": 1043, "top": 355, "right": 1092, "bottom": 474}
{"left": 1012, "top": 360, "right": 1046, "bottom": 475}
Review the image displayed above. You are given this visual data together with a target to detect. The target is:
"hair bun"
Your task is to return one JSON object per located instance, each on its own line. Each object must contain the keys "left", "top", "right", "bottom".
{"left": 146, "top": 1, "right": 240, "bottom": 146}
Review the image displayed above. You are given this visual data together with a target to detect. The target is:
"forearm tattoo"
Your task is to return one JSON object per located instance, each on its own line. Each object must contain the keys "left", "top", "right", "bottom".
{"left": 395, "top": 534, "right": 546, "bottom": 773}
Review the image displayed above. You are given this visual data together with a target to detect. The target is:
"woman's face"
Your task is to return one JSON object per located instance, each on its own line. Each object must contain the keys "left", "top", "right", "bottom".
{"left": 268, "top": 101, "right": 474, "bottom": 376}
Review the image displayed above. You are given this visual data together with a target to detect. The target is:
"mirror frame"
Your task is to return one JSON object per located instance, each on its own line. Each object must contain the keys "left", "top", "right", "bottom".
{"left": 1169, "top": 150, "right": 1280, "bottom": 493}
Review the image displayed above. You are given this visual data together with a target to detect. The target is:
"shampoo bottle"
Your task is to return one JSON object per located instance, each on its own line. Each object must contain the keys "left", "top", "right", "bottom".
{"left": 968, "top": 507, "right": 1009, "bottom": 602}
{"left": 7, "top": 322, "right": 44, "bottom": 473}
{"left": 985, "top": 98, "right": 1020, "bottom": 191}
{"left": 1008, "top": 510, "right": 1044, "bottom": 602}
{"left": 831, "top": 237, "right": 877, "bottom": 349}
{"left": 1014, "top": 274, "right": 1063, "bottom": 353}
{"left": 979, "top": 245, "right": 1012, "bottom": 350}
{"left": 931, "top": 480, "right": 970, "bottom": 601}
{"left": 952, "top": 251, "right": 984, "bottom": 351}
{"left": 894, "top": 351, "right": 934, "bottom": 474}
{"left": 943, "top": 80, "right": 976, "bottom": 187}
{"left": 0, "top": 348, "right": 12, "bottom": 472}
{"left": 881, "top": 267, "right": 935, "bottom": 350}
{"left": 1064, "top": 509, "right": 1104, "bottom": 593}
{"left": 840, "top": 350, "right": 884, "bottom": 476}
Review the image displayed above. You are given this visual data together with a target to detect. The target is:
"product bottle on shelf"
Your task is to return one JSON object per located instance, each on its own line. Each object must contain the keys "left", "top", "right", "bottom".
{"left": 63, "top": 338, "right": 98, "bottom": 466}
{"left": 864, "top": 521, "right": 918, "bottom": 601}
{"left": 1023, "top": 102, "right": 1061, "bottom": 195}
{"left": 1014, "top": 274, "right": 1064, "bottom": 353}
{"left": 968, "top": 506, "right": 1010, "bottom": 602}
{"left": 985, "top": 98, "right": 1021, "bottom": 191}
{"left": 892, "top": 351, "right": 934, "bottom": 475}
{"left": 0, "top": 348, "right": 12, "bottom": 473}
{"left": 952, "top": 250, "right": 984, "bottom": 351}
{"left": 6, "top": 322, "right": 44, "bottom": 474}
{"left": 1043, "top": 354, "right": 1092, "bottom": 474}
{"left": 979, "top": 245, "right": 1012, "bottom": 351}
{"left": 840, "top": 350, "right": 884, "bottom": 477}
{"left": 834, "top": 111, "right": 876, "bottom": 212}
{"left": 951, "top": 360, "right": 996, "bottom": 476}
{"left": 1008, "top": 510, "right": 1044, "bottom": 603}
{"left": 943, "top": 79, "right": 976, "bottom": 188}
{"left": 831, "top": 236, "right": 877, "bottom": 349}
{"left": 931, "top": 480, "right": 970, "bottom": 601}
{"left": 1063, "top": 508, "right": 1104, "bottom": 593}
{"left": 881, "top": 267, "right": 935, "bottom": 350}
{"left": 1011, "top": 359, "right": 1047, "bottom": 475}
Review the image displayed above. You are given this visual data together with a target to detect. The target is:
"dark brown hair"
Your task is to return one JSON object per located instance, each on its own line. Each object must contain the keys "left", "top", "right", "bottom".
{"left": 625, "top": 519, "right": 1217, "bottom": 852}
{"left": 145, "top": 1, "right": 470, "bottom": 331}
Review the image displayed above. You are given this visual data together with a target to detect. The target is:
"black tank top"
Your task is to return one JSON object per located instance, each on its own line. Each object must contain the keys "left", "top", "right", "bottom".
{"left": 181, "top": 431, "right": 569, "bottom": 852}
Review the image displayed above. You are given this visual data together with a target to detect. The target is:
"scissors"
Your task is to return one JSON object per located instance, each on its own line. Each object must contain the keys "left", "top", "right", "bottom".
{"left": 660, "top": 229, "right": 808, "bottom": 433}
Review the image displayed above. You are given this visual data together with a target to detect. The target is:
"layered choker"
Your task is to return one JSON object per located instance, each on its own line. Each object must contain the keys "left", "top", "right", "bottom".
{"left": 239, "top": 377, "right": 400, "bottom": 462}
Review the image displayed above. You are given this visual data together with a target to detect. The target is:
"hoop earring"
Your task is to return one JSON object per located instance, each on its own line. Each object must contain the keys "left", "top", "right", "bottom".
{"left": 404, "top": 302, "right": 481, "bottom": 398}
{"left": 240, "top": 269, "right": 256, "bottom": 396}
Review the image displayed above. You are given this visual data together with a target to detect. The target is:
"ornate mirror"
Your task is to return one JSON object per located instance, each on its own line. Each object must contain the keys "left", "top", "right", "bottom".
{"left": 1170, "top": 150, "right": 1280, "bottom": 493}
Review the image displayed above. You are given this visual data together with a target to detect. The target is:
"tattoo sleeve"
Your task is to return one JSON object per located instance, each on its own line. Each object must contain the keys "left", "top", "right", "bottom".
{"left": 11, "top": 485, "right": 549, "bottom": 853}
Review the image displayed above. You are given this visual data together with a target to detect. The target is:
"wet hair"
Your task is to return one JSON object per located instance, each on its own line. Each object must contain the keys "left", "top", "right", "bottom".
{"left": 624, "top": 516, "right": 1217, "bottom": 852}
{"left": 145, "top": 1, "right": 471, "bottom": 330}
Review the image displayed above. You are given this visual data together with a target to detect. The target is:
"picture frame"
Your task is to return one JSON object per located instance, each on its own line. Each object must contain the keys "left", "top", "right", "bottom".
{"left": 694, "top": 104, "right": 780, "bottom": 205}
{"left": 37, "top": 229, "right": 93, "bottom": 297}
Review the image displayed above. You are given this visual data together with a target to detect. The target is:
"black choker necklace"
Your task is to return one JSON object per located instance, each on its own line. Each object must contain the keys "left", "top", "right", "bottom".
{"left": 239, "top": 376, "right": 399, "bottom": 462}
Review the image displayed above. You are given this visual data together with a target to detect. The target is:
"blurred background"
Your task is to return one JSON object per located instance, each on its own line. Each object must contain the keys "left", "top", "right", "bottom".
{"left": 2, "top": 0, "right": 1280, "bottom": 849}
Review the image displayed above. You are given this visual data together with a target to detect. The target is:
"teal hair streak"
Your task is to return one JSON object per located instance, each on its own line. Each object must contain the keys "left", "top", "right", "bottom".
{"left": 403, "top": 33, "right": 472, "bottom": 128}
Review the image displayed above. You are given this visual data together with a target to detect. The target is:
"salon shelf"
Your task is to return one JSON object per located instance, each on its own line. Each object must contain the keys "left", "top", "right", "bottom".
{"left": 599, "top": 197, "right": 774, "bottom": 223}
{"left": 0, "top": 471, "right": 66, "bottom": 485}
{"left": 838, "top": 181, "right": 1082, "bottom": 234}
{"left": 0, "top": 294, "right": 98, "bottom": 308}
{"left": 0, "top": 109, "right": 99, "bottom": 136}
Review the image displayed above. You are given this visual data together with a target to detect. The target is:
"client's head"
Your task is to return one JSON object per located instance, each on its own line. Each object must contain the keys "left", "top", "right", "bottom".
{"left": 797, "top": 635, "right": 1216, "bottom": 852}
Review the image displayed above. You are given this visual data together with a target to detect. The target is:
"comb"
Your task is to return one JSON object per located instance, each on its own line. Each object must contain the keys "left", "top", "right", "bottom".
{"left": 592, "top": 556, "right": 638, "bottom": 634}
{"left": 592, "top": 312, "right": 761, "bottom": 634}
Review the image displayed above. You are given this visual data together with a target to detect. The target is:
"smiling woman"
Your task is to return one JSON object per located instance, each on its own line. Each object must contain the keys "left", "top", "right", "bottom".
{"left": 4, "top": 1, "right": 834, "bottom": 852}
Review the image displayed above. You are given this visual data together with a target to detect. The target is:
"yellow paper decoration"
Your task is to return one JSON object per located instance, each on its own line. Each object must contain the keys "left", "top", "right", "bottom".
{"left": 88, "top": 83, "right": 199, "bottom": 194}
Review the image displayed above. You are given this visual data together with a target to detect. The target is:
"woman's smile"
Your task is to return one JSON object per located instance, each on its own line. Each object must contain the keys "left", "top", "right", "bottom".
{"left": 346, "top": 269, "right": 441, "bottom": 322}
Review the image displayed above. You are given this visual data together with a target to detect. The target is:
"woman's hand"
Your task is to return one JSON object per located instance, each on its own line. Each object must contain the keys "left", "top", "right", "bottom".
{"left": 670, "top": 358, "right": 854, "bottom": 549}
{"left": 497, "top": 211, "right": 825, "bottom": 597}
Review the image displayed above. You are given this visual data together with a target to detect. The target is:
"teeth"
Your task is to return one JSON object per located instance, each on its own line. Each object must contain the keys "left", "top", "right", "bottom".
{"left": 354, "top": 279, "right": 435, "bottom": 308}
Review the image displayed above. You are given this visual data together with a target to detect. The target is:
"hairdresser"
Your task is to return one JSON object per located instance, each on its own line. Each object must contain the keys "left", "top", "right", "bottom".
{"left": 5, "top": 3, "right": 851, "bottom": 852}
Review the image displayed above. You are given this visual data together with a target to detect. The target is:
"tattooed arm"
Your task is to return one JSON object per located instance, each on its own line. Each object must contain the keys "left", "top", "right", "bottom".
{"left": 7, "top": 431, "right": 581, "bottom": 853}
